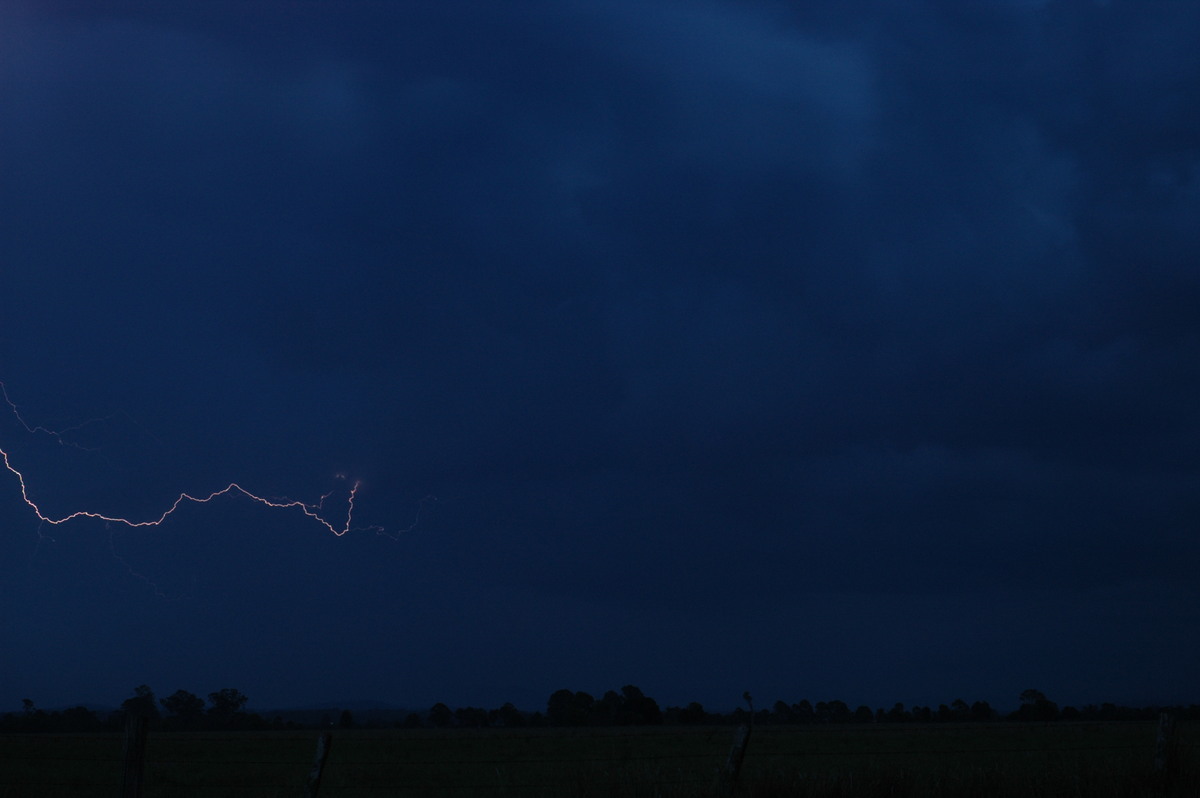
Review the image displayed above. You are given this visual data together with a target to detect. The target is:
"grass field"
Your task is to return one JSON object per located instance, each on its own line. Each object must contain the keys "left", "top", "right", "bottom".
{"left": 1, "top": 721, "right": 1197, "bottom": 797}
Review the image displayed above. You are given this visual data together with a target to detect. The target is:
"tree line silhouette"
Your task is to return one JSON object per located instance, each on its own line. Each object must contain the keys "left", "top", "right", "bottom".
{"left": 0, "top": 685, "right": 263, "bottom": 733}
{"left": 4, "top": 684, "right": 1199, "bottom": 733}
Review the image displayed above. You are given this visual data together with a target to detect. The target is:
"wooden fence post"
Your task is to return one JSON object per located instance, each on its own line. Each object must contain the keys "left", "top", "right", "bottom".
{"left": 723, "top": 725, "right": 751, "bottom": 791}
{"left": 722, "top": 692, "right": 754, "bottom": 795}
{"left": 306, "top": 732, "right": 333, "bottom": 798}
{"left": 121, "top": 713, "right": 148, "bottom": 798}
{"left": 1155, "top": 711, "right": 1177, "bottom": 778}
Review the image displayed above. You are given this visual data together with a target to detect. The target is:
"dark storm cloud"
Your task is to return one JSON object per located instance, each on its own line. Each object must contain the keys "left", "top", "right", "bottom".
{"left": 2, "top": 0, "right": 1199, "bottom": 710}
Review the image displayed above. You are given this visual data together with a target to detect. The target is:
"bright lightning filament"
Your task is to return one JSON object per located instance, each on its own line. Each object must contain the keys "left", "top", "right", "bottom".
{"left": 0, "top": 382, "right": 384, "bottom": 537}
{"left": 0, "top": 445, "right": 363, "bottom": 536}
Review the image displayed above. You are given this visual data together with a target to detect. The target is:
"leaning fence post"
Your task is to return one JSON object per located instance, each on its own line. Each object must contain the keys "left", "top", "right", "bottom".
{"left": 306, "top": 731, "right": 333, "bottom": 798}
{"left": 722, "top": 692, "right": 754, "bottom": 795}
{"left": 121, "top": 713, "right": 148, "bottom": 798}
{"left": 1155, "top": 711, "right": 1177, "bottom": 778}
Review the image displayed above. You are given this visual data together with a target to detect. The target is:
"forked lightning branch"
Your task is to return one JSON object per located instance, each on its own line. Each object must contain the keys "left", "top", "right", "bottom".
{"left": 0, "top": 380, "right": 391, "bottom": 539}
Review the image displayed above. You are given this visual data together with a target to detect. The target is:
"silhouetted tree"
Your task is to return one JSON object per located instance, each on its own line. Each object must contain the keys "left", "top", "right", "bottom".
{"left": 854, "top": 705, "right": 875, "bottom": 723}
{"left": 679, "top": 702, "right": 707, "bottom": 725}
{"left": 428, "top": 702, "right": 453, "bottom": 728}
{"left": 122, "top": 685, "right": 160, "bottom": 721}
{"left": 495, "top": 702, "right": 526, "bottom": 728}
{"left": 827, "top": 700, "right": 851, "bottom": 723}
{"left": 599, "top": 690, "right": 624, "bottom": 725}
{"left": 454, "top": 706, "right": 489, "bottom": 728}
{"left": 547, "top": 689, "right": 573, "bottom": 726}
{"left": 11, "top": 700, "right": 48, "bottom": 732}
{"left": 339, "top": 709, "right": 355, "bottom": 729}
{"left": 547, "top": 689, "right": 589, "bottom": 726}
{"left": 1017, "top": 689, "right": 1059, "bottom": 722}
{"left": 573, "top": 692, "right": 596, "bottom": 725}
{"left": 160, "top": 690, "right": 205, "bottom": 728}
{"left": 971, "top": 700, "right": 995, "bottom": 721}
{"left": 620, "top": 685, "right": 661, "bottom": 725}
{"left": 207, "top": 688, "right": 249, "bottom": 727}
{"left": 792, "top": 700, "right": 815, "bottom": 724}
{"left": 60, "top": 706, "right": 101, "bottom": 732}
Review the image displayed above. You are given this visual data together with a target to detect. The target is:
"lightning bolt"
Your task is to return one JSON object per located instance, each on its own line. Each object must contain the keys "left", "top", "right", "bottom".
{"left": 0, "top": 381, "right": 425, "bottom": 540}
{"left": 1, "top": 380, "right": 110, "bottom": 450}
{"left": 1, "top": 451, "right": 367, "bottom": 535}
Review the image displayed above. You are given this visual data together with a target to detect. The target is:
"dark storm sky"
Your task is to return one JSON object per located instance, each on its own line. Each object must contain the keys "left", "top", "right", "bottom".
{"left": 2, "top": 0, "right": 1198, "bottom": 715}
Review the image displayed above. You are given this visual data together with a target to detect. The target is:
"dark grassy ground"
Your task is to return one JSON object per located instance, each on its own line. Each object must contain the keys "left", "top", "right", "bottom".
{"left": 1, "top": 721, "right": 1196, "bottom": 797}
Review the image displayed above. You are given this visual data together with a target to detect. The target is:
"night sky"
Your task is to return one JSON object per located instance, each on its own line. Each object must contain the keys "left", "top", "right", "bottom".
{"left": 2, "top": 1, "right": 1198, "bottom": 716}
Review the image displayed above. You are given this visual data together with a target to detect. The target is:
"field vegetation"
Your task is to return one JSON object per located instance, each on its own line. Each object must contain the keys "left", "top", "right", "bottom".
{"left": 1, "top": 720, "right": 1197, "bottom": 797}
{"left": 4, "top": 685, "right": 1199, "bottom": 795}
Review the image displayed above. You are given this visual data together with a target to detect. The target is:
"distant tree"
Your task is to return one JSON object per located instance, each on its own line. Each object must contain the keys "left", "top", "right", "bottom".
{"left": 1061, "top": 705, "right": 1080, "bottom": 721}
{"left": 912, "top": 705, "right": 932, "bottom": 723}
{"left": 937, "top": 704, "right": 953, "bottom": 722}
{"left": 402, "top": 712, "right": 423, "bottom": 729}
{"left": 1017, "top": 689, "right": 1058, "bottom": 722}
{"left": 60, "top": 706, "right": 101, "bottom": 732}
{"left": 573, "top": 692, "right": 596, "bottom": 725}
{"left": 854, "top": 705, "right": 875, "bottom": 723}
{"left": 1019, "top": 688, "right": 1047, "bottom": 707}
{"left": 454, "top": 706, "right": 489, "bottom": 728}
{"left": 584, "top": 691, "right": 618, "bottom": 726}
{"left": 792, "top": 700, "right": 815, "bottom": 724}
{"left": 971, "top": 700, "right": 995, "bottom": 721}
{"left": 887, "top": 703, "right": 909, "bottom": 722}
{"left": 620, "top": 685, "right": 661, "bottom": 725}
{"left": 951, "top": 699, "right": 971, "bottom": 721}
{"left": 679, "top": 702, "right": 707, "bottom": 725}
{"left": 827, "top": 700, "right": 851, "bottom": 723}
{"left": 547, "top": 689, "right": 575, "bottom": 726}
{"left": 494, "top": 702, "right": 526, "bottom": 728}
{"left": 547, "top": 689, "right": 593, "bottom": 726}
{"left": 207, "top": 688, "right": 249, "bottom": 727}
{"left": 339, "top": 709, "right": 355, "bottom": 729}
{"left": 428, "top": 702, "right": 453, "bottom": 728}
{"left": 122, "top": 685, "right": 160, "bottom": 720}
{"left": 13, "top": 699, "right": 48, "bottom": 732}
{"left": 160, "top": 690, "right": 205, "bottom": 727}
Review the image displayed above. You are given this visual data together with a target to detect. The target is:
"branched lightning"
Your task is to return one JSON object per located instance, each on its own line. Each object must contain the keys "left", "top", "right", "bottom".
{"left": 2, "top": 380, "right": 109, "bottom": 450}
{"left": 1, "top": 448, "right": 366, "bottom": 535}
{"left": 0, "top": 381, "right": 424, "bottom": 540}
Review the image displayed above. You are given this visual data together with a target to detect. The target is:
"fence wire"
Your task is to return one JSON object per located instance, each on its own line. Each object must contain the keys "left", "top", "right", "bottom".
{"left": 0, "top": 721, "right": 1195, "bottom": 796}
